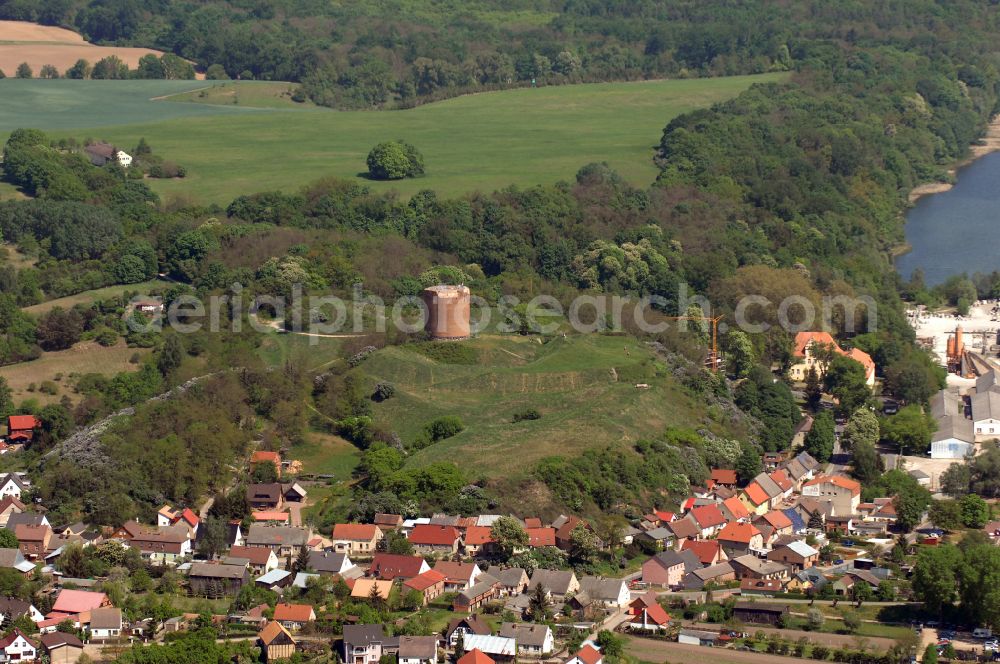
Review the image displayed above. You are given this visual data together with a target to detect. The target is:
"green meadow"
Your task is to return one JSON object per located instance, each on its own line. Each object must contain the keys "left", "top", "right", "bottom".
{"left": 1, "top": 74, "right": 784, "bottom": 204}
{"left": 358, "top": 334, "right": 732, "bottom": 482}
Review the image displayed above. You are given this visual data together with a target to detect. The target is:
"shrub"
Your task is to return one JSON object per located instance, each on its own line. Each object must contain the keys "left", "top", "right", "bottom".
{"left": 424, "top": 416, "right": 464, "bottom": 441}
{"left": 372, "top": 382, "right": 396, "bottom": 402}
{"left": 366, "top": 140, "right": 425, "bottom": 180}
{"left": 512, "top": 408, "right": 541, "bottom": 423}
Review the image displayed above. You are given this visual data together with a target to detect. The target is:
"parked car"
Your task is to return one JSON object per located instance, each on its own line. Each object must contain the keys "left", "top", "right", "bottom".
{"left": 983, "top": 640, "right": 998, "bottom": 651}
{"left": 975, "top": 628, "right": 994, "bottom": 639}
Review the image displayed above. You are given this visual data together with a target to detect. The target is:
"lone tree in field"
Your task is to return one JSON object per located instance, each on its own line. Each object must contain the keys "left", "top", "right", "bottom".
{"left": 366, "top": 140, "right": 425, "bottom": 180}
{"left": 15, "top": 63, "right": 32, "bottom": 79}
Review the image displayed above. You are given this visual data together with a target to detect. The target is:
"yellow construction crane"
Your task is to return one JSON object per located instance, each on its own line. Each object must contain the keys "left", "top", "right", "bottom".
{"left": 662, "top": 314, "right": 725, "bottom": 372}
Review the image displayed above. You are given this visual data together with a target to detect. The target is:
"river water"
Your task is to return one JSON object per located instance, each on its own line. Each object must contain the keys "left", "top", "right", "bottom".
{"left": 897, "top": 151, "right": 1000, "bottom": 286}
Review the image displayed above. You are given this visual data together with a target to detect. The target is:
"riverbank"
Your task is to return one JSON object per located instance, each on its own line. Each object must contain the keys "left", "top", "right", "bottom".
{"left": 908, "top": 115, "right": 1000, "bottom": 203}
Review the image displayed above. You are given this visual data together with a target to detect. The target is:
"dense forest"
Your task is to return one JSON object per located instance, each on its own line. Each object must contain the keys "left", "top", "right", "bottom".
{"left": 3, "top": 0, "right": 1000, "bottom": 520}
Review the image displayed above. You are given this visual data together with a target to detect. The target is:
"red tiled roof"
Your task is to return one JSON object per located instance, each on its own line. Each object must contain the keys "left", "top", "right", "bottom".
{"left": 523, "top": 518, "right": 542, "bottom": 529}
{"left": 177, "top": 508, "right": 199, "bottom": 527}
{"left": 52, "top": 590, "right": 107, "bottom": 614}
{"left": 408, "top": 524, "right": 459, "bottom": 546}
{"left": 458, "top": 650, "right": 495, "bottom": 664}
{"left": 433, "top": 561, "right": 479, "bottom": 583}
{"left": 654, "top": 511, "right": 675, "bottom": 522}
{"left": 0, "top": 628, "right": 34, "bottom": 650}
{"left": 332, "top": 524, "right": 379, "bottom": 541}
{"left": 7, "top": 415, "right": 38, "bottom": 431}
{"left": 762, "top": 510, "right": 793, "bottom": 530}
{"left": 711, "top": 469, "right": 738, "bottom": 485}
{"left": 722, "top": 497, "right": 750, "bottom": 520}
{"left": 574, "top": 644, "right": 602, "bottom": 664}
{"left": 404, "top": 569, "right": 446, "bottom": 592}
{"left": 769, "top": 469, "right": 793, "bottom": 492}
{"left": 690, "top": 505, "right": 726, "bottom": 529}
{"left": 681, "top": 539, "right": 722, "bottom": 565}
{"left": 251, "top": 451, "right": 280, "bottom": 463}
{"left": 803, "top": 475, "right": 861, "bottom": 496}
{"left": 273, "top": 603, "right": 314, "bottom": 622}
{"left": 464, "top": 526, "right": 494, "bottom": 546}
{"left": 717, "top": 521, "right": 761, "bottom": 544}
{"left": 640, "top": 603, "right": 670, "bottom": 626}
{"left": 743, "top": 482, "right": 769, "bottom": 506}
{"left": 252, "top": 511, "right": 289, "bottom": 522}
{"left": 793, "top": 331, "right": 838, "bottom": 357}
{"left": 526, "top": 527, "right": 556, "bottom": 547}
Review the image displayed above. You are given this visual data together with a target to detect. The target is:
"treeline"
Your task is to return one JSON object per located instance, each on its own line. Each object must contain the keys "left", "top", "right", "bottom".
{"left": 3, "top": 53, "right": 195, "bottom": 80}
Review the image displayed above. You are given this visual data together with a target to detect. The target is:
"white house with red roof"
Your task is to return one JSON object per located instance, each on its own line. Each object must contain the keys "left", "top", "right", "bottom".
{"left": 566, "top": 644, "right": 603, "bottom": 664}
{"left": 802, "top": 475, "right": 861, "bottom": 517}
{"left": 629, "top": 603, "right": 670, "bottom": 631}
{"left": 0, "top": 628, "right": 36, "bottom": 661}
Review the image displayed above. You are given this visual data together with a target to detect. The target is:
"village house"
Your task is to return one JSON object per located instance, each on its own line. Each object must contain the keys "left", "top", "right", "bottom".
{"left": 342, "top": 624, "right": 387, "bottom": 664}
{"left": 247, "top": 484, "right": 284, "bottom": 510}
{"left": 462, "top": 635, "right": 516, "bottom": 663}
{"left": 577, "top": 576, "right": 630, "bottom": 608}
{"left": 351, "top": 578, "right": 393, "bottom": 601}
{"left": 0, "top": 474, "right": 27, "bottom": 501}
{"left": 732, "top": 602, "right": 790, "bottom": 626}
{"left": 373, "top": 513, "right": 403, "bottom": 532}
{"left": 306, "top": 550, "right": 354, "bottom": 575}
{"left": 802, "top": 475, "right": 861, "bottom": 516}
{"left": 720, "top": 496, "right": 751, "bottom": 522}
{"left": 126, "top": 523, "right": 192, "bottom": 565}
{"left": 454, "top": 574, "right": 500, "bottom": 612}
{"left": 39, "top": 631, "right": 84, "bottom": 664}
{"left": 84, "top": 142, "right": 132, "bottom": 168}
{"left": 273, "top": 603, "right": 315, "bottom": 631}
{"left": 710, "top": 469, "right": 738, "bottom": 488}
{"left": 678, "top": 629, "right": 720, "bottom": 647}
{"left": 756, "top": 510, "right": 794, "bottom": 539}
{"left": 528, "top": 568, "right": 578, "bottom": 600}
{"left": 716, "top": 522, "right": 763, "bottom": 558}
{"left": 250, "top": 450, "right": 282, "bottom": 475}
{"left": 739, "top": 481, "right": 770, "bottom": 516}
{"left": 665, "top": 516, "right": 699, "bottom": 547}
{"left": 0, "top": 628, "right": 36, "bottom": 662}
{"left": 635, "top": 526, "right": 673, "bottom": 550}
{"left": 403, "top": 569, "right": 446, "bottom": 605}
{"left": 331, "top": 524, "right": 383, "bottom": 557}
{"left": 244, "top": 525, "right": 309, "bottom": 558}
{"left": 681, "top": 539, "right": 725, "bottom": 566}
{"left": 566, "top": 644, "right": 603, "bottom": 664}
{"left": 641, "top": 549, "right": 701, "bottom": 587}
{"left": 0, "top": 548, "right": 36, "bottom": 576}
{"left": 188, "top": 562, "right": 250, "bottom": 597}
{"left": 458, "top": 650, "right": 496, "bottom": 664}
{"left": 0, "top": 497, "right": 24, "bottom": 528}
{"left": 463, "top": 526, "right": 494, "bottom": 557}
{"left": 741, "top": 578, "right": 785, "bottom": 596}
{"left": 0, "top": 598, "right": 42, "bottom": 626}
{"left": 500, "top": 622, "right": 554, "bottom": 656}
{"left": 683, "top": 561, "right": 735, "bottom": 590}
{"left": 767, "top": 541, "right": 820, "bottom": 570}
{"left": 525, "top": 527, "right": 556, "bottom": 548}
{"left": 788, "top": 331, "right": 876, "bottom": 387}
{"left": 88, "top": 607, "right": 123, "bottom": 640}
{"left": 629, "top": 603, "right": 671, "bottom": 631}
{"left": 446, "top": 615, "right": 492, "bottom": 648}
{"left": 832, "top": 570, "right": 881, "bottom": 596}
{"left": 368, "top": 553, "right": 430, "bottom": 581}
{"left": 259, "top": 621, "right": 296, "bottom": 662}
{"left": 485, "top": 566, "right": 529, "bottom": 596}
{"left": 408, "top": 524, "right": 461, "bottom": 555}
{"left": 553, "top": 515, "right": 601, "bottom": 550}
{"left": 6, "top": 416, "right": 39, "bottom": 445}
{"left": 228, "top": 545, "right": 279, "bottom": 575}
{"left": 690, "top": 504, "right": 727, "bottom": 538}
{"left": 16, "top": 524, "right": 51, "bottom": 560}
{"left": 730, "top": 554, "right": 790, "bottom": 581}
{"left": 398, "top": 636, "right": 438, "bottom": 664}
{"left": 434, "top": 561, "right": 481, "bottom": 591}
{"left": 256, "top": 569, "right": 294, "bottom": 592}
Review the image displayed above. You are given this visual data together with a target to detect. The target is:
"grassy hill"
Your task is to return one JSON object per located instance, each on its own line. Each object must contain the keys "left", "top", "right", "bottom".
{"left": 358, "top": 334, "right": 736, "bottom": 482}
{"left": 1, "top": 74, "right": 784, "bottom": 204}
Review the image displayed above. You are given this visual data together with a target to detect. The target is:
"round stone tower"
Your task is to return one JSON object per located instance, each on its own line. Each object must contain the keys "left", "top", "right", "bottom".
{"left": 422, "top": 284, "right": 471, "bottom": 340}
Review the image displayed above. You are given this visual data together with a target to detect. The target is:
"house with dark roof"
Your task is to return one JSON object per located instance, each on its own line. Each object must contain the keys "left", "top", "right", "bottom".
{"left": 39, "top": 631, "right": 84, "bottom": 663}
{"left": 733, "top": 602, "right": 789, "bottom": 625}
{"left": 729, "top": 554, "right": 790, "bottom": 581}
{"left": 399, "top": 636, "right": 438, "bottom": 664}
{"left": 767, "top": 541, "right": 819, "bottom": 571}
{"left": 247, "top": 484, "right": 283, "bottom": 510}
{"left": 577, "top": 576, "right": 629, "bottom": 607}
{"left": 0, "top": 628, "right": 36, "bottom": 662}
{"left": 307, "top": 550, "right": 354, "bottom": 575}
{"left": 446, "top": 615, "right": 491, "bottom": 647}
{"left": 342, "top": 624, "right": 387, "bottom": 664}
{"left": 244, "top": 525, "right": 309, "bottom": 558}
{"left": 499, "top": 623, "right": 554, "bottom": 656}
{"left": 641, "top": 549, "right": 701, "bottom": 587}
{"left": 485, "top": 566, "right": 529, "bottom": 596}
{"left": 682, "top": 562, "right": 735, "bottom": 590}
{"left": 453, "top": 574, "right": 500, "bottom": 613}
{"left": 188, "top": 562, "right": 250, "bottom": 597}
{"left": 528, "top": 569, "right": 578, "bottom": 599}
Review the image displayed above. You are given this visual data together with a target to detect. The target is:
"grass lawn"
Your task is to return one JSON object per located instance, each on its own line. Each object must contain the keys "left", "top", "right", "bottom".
{"left": 255, "top": 331, "right": 349, "bottom": 370}
{"left": 291, "top": 431, "right": 361, "bottom": 481}
{"left": 6, "top": 73, "right": 785, "bottom": 204}
{"left": 22, "top": 278, "right": 171, "bottom": 315}
{"left": 160, "top": 81, "right": 315, "bottom": 109}
{"left": 0, "top": 340, "right": 149, "bottom": 405}
{"left": 361, "top": 333, "right": 739, "bottom": 481}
